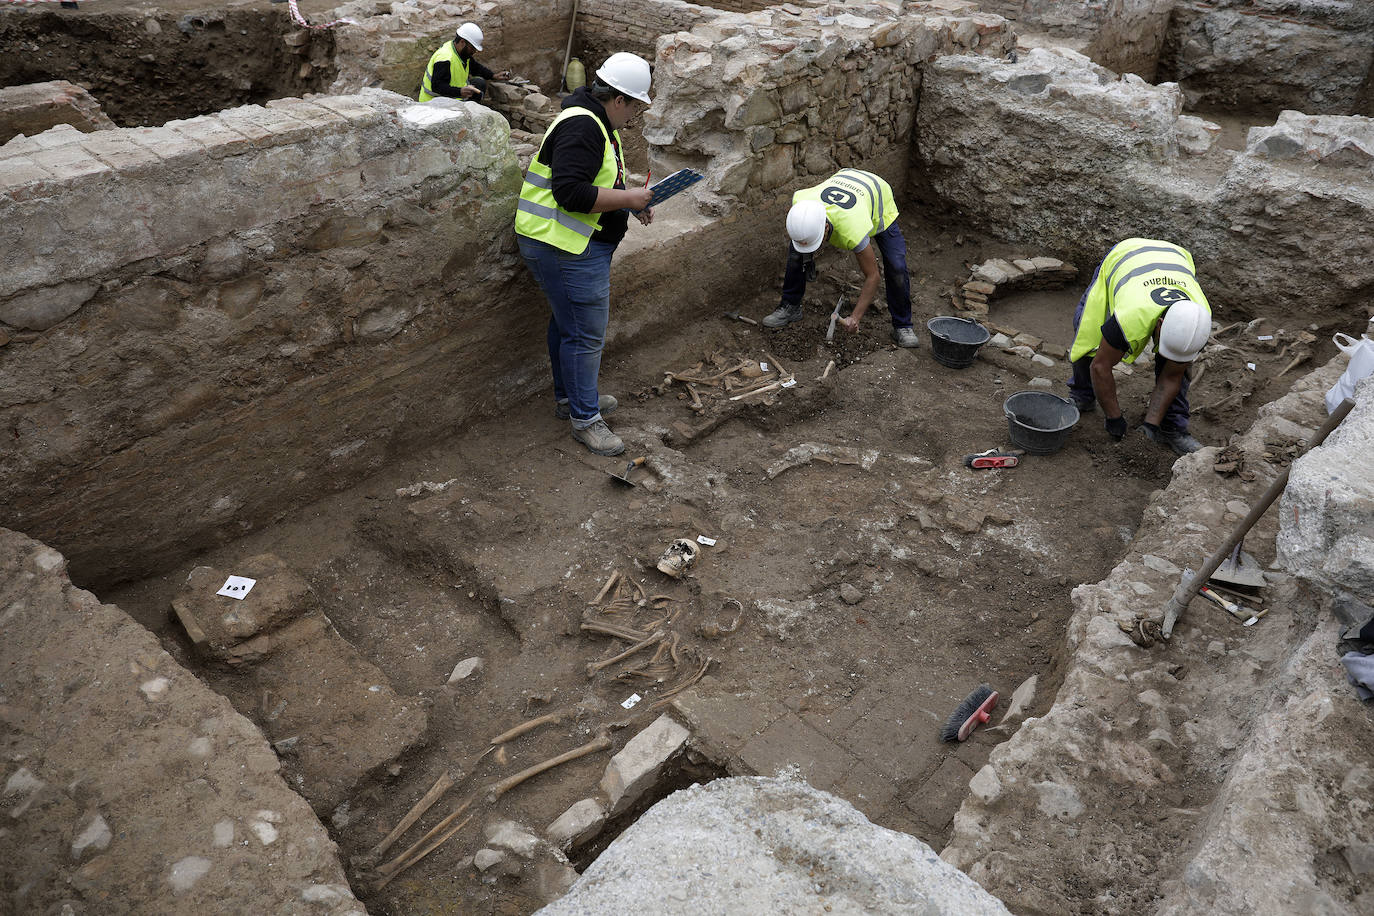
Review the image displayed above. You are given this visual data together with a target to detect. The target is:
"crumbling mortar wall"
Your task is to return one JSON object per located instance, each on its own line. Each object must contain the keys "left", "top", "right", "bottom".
{"left": 0, "top": 90, "right": 527, "bottom": 585}
{"left": 642, "top": 0, "right": 1013, "bottom": 213}
{"left": 0, "top": 79, "right": 115, "bottom": 144}
{"left": 1158, "top": 0, "right": 1374, "bottom": 115}
{"left": 916, "top": 47, "right": 1374, "bottom": 320}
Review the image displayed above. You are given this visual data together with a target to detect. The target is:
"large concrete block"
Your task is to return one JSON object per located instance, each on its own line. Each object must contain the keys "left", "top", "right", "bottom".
{"left": 538, "top": 777, "right": 1012, "bottom": 915}
{"left": 600, "top": 714, "right": 690, "bottom": 816}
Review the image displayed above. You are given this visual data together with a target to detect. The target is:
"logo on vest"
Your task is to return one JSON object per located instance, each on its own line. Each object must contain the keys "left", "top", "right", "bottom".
{"left": 820, "top": 186, "right": 857, "bottom": 209}
{"left": 1150, "top": 286, "right": 1191, "bottom": 307}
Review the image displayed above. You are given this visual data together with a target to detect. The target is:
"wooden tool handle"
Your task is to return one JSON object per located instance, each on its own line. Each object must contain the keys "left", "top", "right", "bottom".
{"left": 629, "top": 457, "right": 646, "bottom": 468}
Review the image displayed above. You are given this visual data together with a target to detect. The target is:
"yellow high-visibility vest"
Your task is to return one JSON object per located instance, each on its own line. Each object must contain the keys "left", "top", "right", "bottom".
{"left": 792, "top": 169, "right": 899, "bottom": 251}
{"left": 419, "top": 41, "right": 471, "bottom": 102}
{"left": 1070, "top": 238, "right": 1211, "bottom": 363}
{"left": 515, "top": 108, "right": 624, "bottom": 254}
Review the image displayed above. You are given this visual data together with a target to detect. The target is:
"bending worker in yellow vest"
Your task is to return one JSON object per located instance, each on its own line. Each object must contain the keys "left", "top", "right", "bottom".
{"left": 1067, "top": 238, "right": 1212, "bottom": 455}
{"left": 762, "top": 169, "right": 919, "bottom": 348}
{"left": 514, "top": 53, "right": 654, "bottom": 458}
{"left": 419, "top": 23, "right": 509, "bottom": 103}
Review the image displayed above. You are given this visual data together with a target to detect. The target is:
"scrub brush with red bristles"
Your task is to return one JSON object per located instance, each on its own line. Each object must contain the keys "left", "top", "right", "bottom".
{"left": 940, "top": 684, "right": 999, "bottom": 742}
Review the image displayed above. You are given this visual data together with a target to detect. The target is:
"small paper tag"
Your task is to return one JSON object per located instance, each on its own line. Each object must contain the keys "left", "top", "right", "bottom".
{"left": 621, "top": 693, "right": 642, "bottom": 709}
{"left": 1257, "top": 335, "right": 1274, "bottom": 341}
{"left": 760, "top": 362, "right": 769, "bottom": 371}
{"left": 696, "top": 535, "right": 717, "bottom": 546}
{"left": 781, "top": 378, "right": 797, "bottom": 388}
{"left": 1246, "top": 362, "right": 1257, "bottom": 371}
{"left": 217, "top": 575, "right": 257, "bottom": 600}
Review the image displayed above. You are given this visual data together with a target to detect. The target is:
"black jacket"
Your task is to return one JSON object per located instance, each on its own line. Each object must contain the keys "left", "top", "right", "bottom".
{"left": 539, "top": 88, "right": 628, "bottom": 245}
{"left": 429, "top": 48, "right": 494, "bottom": 97}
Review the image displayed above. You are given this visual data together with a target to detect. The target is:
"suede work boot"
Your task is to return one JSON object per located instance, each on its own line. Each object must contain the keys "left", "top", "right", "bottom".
{"left": 555, "top": 395, "right": 618, "bottom": 421}
{"left": 762, "top": 303, "right": 803, "bottom": 328}
{"left": 571, "top": 419, "right": 625, "bottom": 457}
{"left": 891, "top": 326, "right": 920, "bottom": 348}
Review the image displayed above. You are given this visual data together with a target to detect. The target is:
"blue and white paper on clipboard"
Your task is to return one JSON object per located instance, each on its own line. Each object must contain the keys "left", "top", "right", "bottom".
{"left": 633, "top": 168, "right": 703, "bottom": 212}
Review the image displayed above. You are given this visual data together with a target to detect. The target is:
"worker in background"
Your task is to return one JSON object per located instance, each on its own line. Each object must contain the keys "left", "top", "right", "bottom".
{"left": 1067, "top": 238, "right": 1212, "bottom": 455}
{"left": 762, "top": 169, "right": 919, "bottom": 348}
{"left": 419, "top": 22, "right": 509, "bottom": 103}
{"left": 514, "top": 53, "right": 654, "bottom": 457}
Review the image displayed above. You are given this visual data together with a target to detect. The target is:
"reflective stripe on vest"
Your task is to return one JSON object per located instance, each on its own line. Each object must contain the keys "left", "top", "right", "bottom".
{"left": 419, "top": 41, "right": 471, "bottom": 102}
{"left": 1069, "top": 239, "right": 1210, "bottom": 364}
{"left": 514, "top": 107, "right": 623, "bottom": 254}
{"left": 792, "top": 170, "right": 899, "bottom": 251}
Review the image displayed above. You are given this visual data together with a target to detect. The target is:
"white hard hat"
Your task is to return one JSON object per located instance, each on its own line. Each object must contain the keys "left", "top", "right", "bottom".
{"left": 1157, "top": 298, "right": 1210, "bottom": 362}
{"left": 786, "top": 200, "right": 828, "bottom": 254}
{"left": 456, "top": 22, "right": 483, "bottom": 51}
{"left": 595, "top": 52, "right": 652, "bottom": 104}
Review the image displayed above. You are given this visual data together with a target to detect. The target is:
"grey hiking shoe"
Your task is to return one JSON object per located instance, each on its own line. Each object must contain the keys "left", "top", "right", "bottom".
{"left": 1143, "top": 424, "right": 1203, "bottom": 455}
{"left": 571, "top": 419, "right": 625, "bottom": 456}
{"left": 555, "top": 394, "right": 618, "bottom": 421}
{"left": 762, "top": 303, "right": 803, "bottom": 328}
{"left": 891, "top": 326, "right": 920, "bottom": 348}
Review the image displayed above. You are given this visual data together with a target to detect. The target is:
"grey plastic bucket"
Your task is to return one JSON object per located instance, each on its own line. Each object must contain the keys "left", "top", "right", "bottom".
{"left": 927, "top": 316, "right": 991, "bottom": 369}
{"left": 1003, "top": 391, "right": 1079, "bottom": 455}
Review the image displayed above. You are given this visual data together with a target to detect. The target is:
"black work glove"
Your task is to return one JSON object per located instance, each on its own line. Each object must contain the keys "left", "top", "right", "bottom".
{"left": 802, "top": 253, "right": 817, "bottom": 282}
{"left": 1141, "top": 422, "right": 1165, "bottom": 444}
{"left": 1104, "top": 415, "right": 1127, "bottom": 440}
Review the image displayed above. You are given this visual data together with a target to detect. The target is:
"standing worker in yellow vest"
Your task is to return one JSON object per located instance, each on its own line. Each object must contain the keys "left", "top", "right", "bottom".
{"left": 514, "top": 53, "right": 654, "bottom": 457}
{"left": 419, "top": 23, "right": 509, "bottom": 104}
{"left": 762, "top": 169, "right": 920, "bottom": 348}
{"left": 1067, "top": 238, "right": 1212, "bottom": 455}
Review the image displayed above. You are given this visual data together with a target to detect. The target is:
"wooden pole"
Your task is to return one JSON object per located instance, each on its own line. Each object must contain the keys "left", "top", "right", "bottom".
{"left": 1161, "top": 398, "right": 1355, "bottom": 638}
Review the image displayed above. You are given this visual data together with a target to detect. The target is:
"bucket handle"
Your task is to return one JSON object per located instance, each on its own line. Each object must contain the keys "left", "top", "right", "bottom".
{"left": 1334, "top": 332, "right": 1359, "bottom": 354}
{"left": 1005, "top": 392, "right": 1075, "bottom": 420}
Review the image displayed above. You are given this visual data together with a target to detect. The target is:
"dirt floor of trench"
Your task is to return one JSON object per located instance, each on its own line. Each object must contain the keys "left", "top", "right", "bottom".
{"left": 105, "top": 211, "right": 1326, "bottom": 915}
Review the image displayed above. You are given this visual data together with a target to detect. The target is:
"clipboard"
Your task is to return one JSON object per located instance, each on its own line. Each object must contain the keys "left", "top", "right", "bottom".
{"left": 634, "top": 168, "right": 703, "bottom": 211}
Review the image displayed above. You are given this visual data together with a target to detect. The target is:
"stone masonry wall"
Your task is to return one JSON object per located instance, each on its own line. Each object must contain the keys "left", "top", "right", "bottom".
{"left": 328, "top": 0, "right": 574, "bottom": 96}
{"left": 916, "top": 47, "right": 1374, "bottom": 321}
{"left": 0, "top": 79, "right": 115, "bottom": 145}
{"left": 578, "top": 0, "right": 721, "bottom": 63}
{"left": 643, "top": 0, "right": 1014, "bottom": 214}
{"left": 0, "top": 90, "right": 524, "bottom": 586}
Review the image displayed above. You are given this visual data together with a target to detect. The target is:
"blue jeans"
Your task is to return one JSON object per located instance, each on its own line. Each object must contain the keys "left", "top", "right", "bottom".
{"left": 1067, "top": 264, "right": 1191, "bottom": 431}
{"left": 519, "top": 236, "right": 616, "bottom": 427}
{"left": 779, "top": 221, "right": 913, "bottom": 328}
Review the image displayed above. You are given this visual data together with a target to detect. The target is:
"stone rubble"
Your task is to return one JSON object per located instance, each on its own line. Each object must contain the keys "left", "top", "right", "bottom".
{"left": 600, "top": 713, "right": 691, "bottom": 816}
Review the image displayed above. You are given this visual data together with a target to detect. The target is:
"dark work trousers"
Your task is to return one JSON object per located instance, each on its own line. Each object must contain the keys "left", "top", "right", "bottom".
{"left": 1067, "top": 274, "right": 1192, "bottom": 432}
{"left": 779, "top": 221, "right": 913, "bottom": 328}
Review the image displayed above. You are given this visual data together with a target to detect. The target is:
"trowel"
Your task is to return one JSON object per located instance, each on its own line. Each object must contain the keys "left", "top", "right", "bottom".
{"left": 605, "top": 456, "right": 646, "bottom": 487}
{"left": 826, "top": 295, "right": 845, "bottom": 342}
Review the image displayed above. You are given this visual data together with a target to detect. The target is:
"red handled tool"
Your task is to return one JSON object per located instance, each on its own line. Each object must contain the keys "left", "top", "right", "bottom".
{"left": 963, "top": 448, "right": 1020, "bottom": 469}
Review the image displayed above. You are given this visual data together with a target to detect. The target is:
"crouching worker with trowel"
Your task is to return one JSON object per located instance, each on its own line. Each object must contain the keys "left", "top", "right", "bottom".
{"left": 1066, "top": 238, "right": 1212, "bottom": 455}
{"left": 761, "top": 169, "right": 919, "bottom": 349}
{"left": 515, "top": 53, "right": 655, "bottom": 457}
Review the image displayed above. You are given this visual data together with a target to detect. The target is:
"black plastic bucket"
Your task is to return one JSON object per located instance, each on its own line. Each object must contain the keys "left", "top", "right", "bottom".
{"left": 1003, "top": 391, "right": 1080, "bottom": 455}
{"left": 927, "top": 317, "right": 991, "bottom": 369}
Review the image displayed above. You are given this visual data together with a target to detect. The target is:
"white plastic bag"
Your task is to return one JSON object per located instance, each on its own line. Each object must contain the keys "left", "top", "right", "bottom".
{"left": 1325, "top": 329, "right": 1374, "bottom": 414}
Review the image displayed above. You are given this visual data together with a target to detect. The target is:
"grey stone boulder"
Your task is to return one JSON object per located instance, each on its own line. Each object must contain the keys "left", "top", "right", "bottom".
{"left": 536, "top": 776, "right": 1011, "bottom": 915}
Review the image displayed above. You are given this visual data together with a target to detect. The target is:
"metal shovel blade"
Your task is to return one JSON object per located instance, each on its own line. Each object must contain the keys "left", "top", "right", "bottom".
{"left": 1209, "top": 546, "right": 1267, "bottom": 589}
